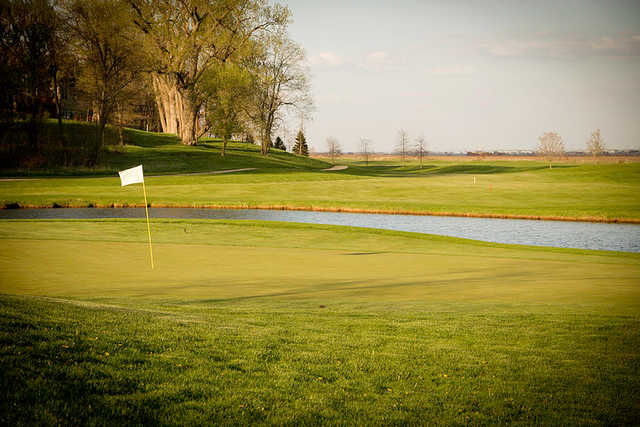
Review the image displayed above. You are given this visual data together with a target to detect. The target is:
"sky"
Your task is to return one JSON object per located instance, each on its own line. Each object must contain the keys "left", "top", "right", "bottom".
{"left": 282, "top": 0, "right": 640, "bottom": 153}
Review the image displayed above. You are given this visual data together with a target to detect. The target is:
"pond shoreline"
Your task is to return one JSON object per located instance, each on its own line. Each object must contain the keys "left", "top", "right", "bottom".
{"left": 3, "top": 202, "right": 639, "bottom": 224}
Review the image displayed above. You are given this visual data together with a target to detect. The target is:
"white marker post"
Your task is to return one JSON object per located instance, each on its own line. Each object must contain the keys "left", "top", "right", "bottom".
{"left": 118, "top": 165, "right": 154, "bottom": 269}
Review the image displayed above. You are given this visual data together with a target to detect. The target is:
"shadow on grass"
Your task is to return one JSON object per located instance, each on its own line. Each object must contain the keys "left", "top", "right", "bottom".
{"left": 327, "top": 163, "right": 574, "bottom": 178}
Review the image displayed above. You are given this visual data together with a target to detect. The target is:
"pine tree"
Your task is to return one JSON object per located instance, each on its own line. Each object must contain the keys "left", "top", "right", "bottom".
{"left": 292, "top": 130, "right": 308, "bottom": 156}
{"left": 273, "top": 136, "right": 286, "bottom": 151}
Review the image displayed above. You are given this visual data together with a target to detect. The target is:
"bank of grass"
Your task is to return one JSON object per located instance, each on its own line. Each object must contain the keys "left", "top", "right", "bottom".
{"left": 1, "top": 159, "right": 639, "bottom": 221}
{"left": 1, "top": 219, "right": 639, "bottom": 424}
{"left": 1, "top": 122, "right": 639, "bottom": 221}
{"left": 0, "top": 120, "right": 330, "bottom": 176}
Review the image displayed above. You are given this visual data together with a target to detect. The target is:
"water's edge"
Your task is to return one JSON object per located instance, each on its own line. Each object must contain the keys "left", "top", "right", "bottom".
{"left": 2, "top": 203, "right": 639, "bottom": 224}
{"left": 1, "top": 207, "right": 639, "bottom": 253}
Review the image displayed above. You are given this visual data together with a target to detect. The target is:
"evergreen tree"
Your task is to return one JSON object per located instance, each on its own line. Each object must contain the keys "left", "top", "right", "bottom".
{"left": 273, "top": 136, "right": 286, "bottom": 151}
{"left": 292, "top": 130, "right": 308, "bottom": 156}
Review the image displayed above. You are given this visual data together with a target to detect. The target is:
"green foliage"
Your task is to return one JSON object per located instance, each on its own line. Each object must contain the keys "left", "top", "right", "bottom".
{"left": 201, "top": 63, "right": 252, "bottom": 156}
{"left": 0, "top": 220, "right": 639, "bottom": 424}
{"left": 292, "top": 130, "right": 308, "bottom": 156}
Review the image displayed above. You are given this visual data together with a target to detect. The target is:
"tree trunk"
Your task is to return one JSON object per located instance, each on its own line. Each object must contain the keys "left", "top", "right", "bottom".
{"left": 152, "top": 74, "right": 181, "bottom": 135}
{"left": 178, "top": 93, "right": 198, "bottom": 145}
{"left": 117, "top": 103, "right": 124, "bottom": 146}
{"left": 53, "top": 71, "right": 63, "bottom": 129}
{"left": 90, "top": 118, "right": 107, "bottom": 167}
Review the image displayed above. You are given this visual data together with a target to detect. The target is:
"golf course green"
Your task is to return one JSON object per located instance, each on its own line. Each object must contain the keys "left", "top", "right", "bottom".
{"left": 1, "top": 219, "right": 639, "bottom": 424}
{"left": 1, "top": 124, "right": 639, "bottom": 424}
{"left": 1, "top": 123, "right": 640, "bottom": 222}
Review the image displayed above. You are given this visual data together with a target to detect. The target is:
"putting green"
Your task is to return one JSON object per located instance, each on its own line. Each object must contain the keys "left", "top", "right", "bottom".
{"left": 1, "top": 219, "right": 639, "bottom": 424}
{"left": 1, "top": 219, "right": 638, "bottom": 311}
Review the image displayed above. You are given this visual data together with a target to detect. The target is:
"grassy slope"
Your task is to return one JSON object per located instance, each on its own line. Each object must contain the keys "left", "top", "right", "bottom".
{"left": 1, "top": 123, "right": 639, "bottom": 219}
{"left": 1, "top": 219, "right": 639, "bottom": 424}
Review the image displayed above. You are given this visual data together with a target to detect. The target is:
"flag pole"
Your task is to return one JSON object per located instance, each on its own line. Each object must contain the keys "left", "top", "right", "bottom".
{"left": 142, "top": 180, "right": 154, "bottom": 269}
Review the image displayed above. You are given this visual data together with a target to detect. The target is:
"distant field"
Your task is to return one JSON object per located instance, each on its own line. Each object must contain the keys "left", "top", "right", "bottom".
{"left": 314, "top": 153, "right": 640, "bottom": 164}
{"left": 1, "top": 219, "right": 639, "bottom": 424}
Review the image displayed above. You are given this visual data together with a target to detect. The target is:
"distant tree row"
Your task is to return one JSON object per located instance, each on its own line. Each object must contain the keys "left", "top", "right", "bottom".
{"left": 0, "top": 0, "right": 312, "bottom": 168}
{"left": 538, "top": 129, "right": 607, "bottom": 167}
{"left": 321, "top": 128, "right": 607, "bottom": 167}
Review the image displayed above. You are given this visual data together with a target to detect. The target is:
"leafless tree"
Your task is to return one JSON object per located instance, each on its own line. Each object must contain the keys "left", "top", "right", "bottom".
{"left": 360, "top": 137, "right": 371, "bottom": 166}
{"left": 326, "top": 136, "right": 341, "bottom": 163}
{"left": 396, "top": 129, "right": 409, "bottom": 166}
{"left": 415, "top": 134, "right": 427, "bottom": 169}
{"left": 537, "top": 131, "right": 565, "bottom": 168}
{"left": 245, "top": 30, "right": 312, "bottom": 155}
{"left": 586, "top": 129, "right": 606, "bottom": 163}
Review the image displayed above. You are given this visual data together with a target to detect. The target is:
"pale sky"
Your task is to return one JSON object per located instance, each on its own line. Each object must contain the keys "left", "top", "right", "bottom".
{"left": 282, "top": 0, "right": 640, "bottom": 153}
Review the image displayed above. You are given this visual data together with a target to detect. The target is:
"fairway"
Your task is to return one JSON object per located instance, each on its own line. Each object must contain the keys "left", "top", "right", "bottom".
{"left": 1, "top": 219, "right": 639, "bottom": 424}
{"left": 1, "top": 124, "right": 639, "bottom": 222}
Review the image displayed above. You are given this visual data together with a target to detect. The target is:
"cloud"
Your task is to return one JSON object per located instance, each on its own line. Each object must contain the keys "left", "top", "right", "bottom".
{"left": 428, "top": 65, "right": 474, "bottom": 76}
{"left": 484, "top": 34, "right": 640, "bottom": 59}
{"left": 309, "top": 51, "right": 346, "bottom": 68}
{"left": 364, "top": 50, "right": 392, "bottom": 65}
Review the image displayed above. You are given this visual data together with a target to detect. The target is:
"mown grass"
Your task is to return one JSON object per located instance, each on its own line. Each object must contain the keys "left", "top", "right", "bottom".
{"left": 1, "top": 160, "right": 639, "bottom": 220}
{"left": 1, "top": 122, "right": 639, "bottom": 220}
{"left": 0, "top": 120, "right": 330, "bottom": 176}
{"left": 1, "top": 219, "right": 639, "bottom": 424}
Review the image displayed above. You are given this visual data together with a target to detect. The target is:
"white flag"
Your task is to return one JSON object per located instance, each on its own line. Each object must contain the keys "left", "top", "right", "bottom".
{"left": 119, "top": 165, "right": 144, "bottom": 186}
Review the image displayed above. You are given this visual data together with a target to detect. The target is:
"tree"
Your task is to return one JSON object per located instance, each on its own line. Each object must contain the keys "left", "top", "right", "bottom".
{"left": 326, "top": 136, "right": 341, "bottom": 163}
{"left": 396, "top": 129, "right": 409, "bottom": 166}
{"left": 202, "top": 63, "right": 251, "bottom": 156}
{"left": 63, "top": 0, "right": 141, "bottom": 165}
{"left": 537, "top": 131, "right": 564, "bottom": 168}
{"left": 129, "top": 0, "right": 288, "bottom": 145}
{"left": 360, "top": 137, "right": 371, "bottom": 166}
{"left": 245, "top": 29, "right": 311, "bottom": 155}
{"left": 415, "top": 134, "right": 427, "bottom": 169}
{"left": 273, "top": 136, "right": 286, "bottom": 151}
{"left": 292, "top": 130, "right": 308, "bottom": 156}
{"left": 0, "top": 0, "right": 60, "bottom": 155}
{"left": 586, "top": 129, "right": 606, "bottom": 163}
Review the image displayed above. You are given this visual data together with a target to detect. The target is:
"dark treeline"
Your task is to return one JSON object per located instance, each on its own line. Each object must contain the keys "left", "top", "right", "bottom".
{"left": 0, "top": 0, "right": 311, "bottom": 169}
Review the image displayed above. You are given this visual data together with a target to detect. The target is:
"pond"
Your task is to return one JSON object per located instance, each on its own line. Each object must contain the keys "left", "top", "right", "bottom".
{"left": 1, "top": 207, "right": 639, "bottom": 253}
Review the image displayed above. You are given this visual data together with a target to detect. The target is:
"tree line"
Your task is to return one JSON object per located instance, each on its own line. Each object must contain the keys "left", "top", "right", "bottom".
{"left": 0, "top": 0, "right": 312, "bottom": 168}
{"left": 322, "top": 129, "right": 607, "bottom": 167}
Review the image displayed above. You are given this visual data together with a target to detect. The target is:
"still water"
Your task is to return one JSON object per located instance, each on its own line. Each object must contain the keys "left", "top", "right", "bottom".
{"left": 5, "top": 208, "right": 640, "bottom": 252}
{"left": 1, "top": 207, "right": 639, "bottom": 253}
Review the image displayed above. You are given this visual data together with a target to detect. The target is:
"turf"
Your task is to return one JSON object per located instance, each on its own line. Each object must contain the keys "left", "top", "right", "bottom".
{"left": 2, "top": 122, "right": 639, "bottom": 221}
{"left": 1, "top": 219, "right": 639, "bottom": 424}
{"left": 2, "top": 160, "right": 639, "bottom": 221}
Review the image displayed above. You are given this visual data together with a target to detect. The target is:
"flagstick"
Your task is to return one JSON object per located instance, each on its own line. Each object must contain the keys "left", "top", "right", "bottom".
{"left": 142, "top": 180, "right": 154, "bottom": 269}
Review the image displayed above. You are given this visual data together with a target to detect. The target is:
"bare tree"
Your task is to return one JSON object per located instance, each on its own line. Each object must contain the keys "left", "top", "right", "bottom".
{"left": 415, "top": 134, "right": 427, "bottom": 169}
{"left": 586, "top": 129, "right": 606, "bottom": 163}
{"left": 537, "top": 131, "right": 565, "bottom": 168}
{"left": 360, "top": 137, "right": 371, "bottom": 166}
{"left": 326, "top": 136, "right": 341, "bottom": 163}
{"left": 245, "top": 30, "right": 312, "bottom": 156}
{"left": 396, "top": 129, "right": 409, "bottom": 166}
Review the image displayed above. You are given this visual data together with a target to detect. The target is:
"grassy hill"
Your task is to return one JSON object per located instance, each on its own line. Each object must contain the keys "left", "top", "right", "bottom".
{"left": 0, "top": 120, "right": 330, "bottom": 176}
